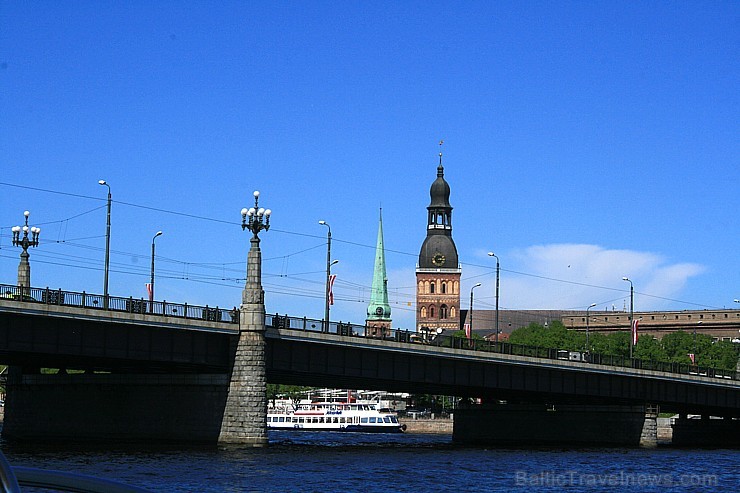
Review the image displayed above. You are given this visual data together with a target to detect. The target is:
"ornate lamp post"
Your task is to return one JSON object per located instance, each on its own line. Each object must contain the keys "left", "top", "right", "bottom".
{"left": 220, "top": 190, "right": 271, "bottom": 447}
{"left": 150, "top": 230, "right": 163, "bottom": 309}
{"left": 99, "top": 180, "right": 112, "bottom": 308}
{"left": 12, "top": 210, "right": 40, "bottom": 292}
{"left": 241, "top": 191, "right": 272, "bottom": 239}
{"left": 586, "top": 302, "right": 597, "bottom": 354}
{"left": 318, "top": 220, "right": 332, "bottom": 333}
{"left": 240, "top": 190, "right": 272, "bottom": 305}
{"left": 622, "top": 277, "right": 634, "bottom": 359}
{"left": 487, "top": 252, "right": 500, "bottom": 344}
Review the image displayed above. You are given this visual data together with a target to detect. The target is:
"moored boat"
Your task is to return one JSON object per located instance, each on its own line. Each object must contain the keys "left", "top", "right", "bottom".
{"left": 268, "top": 397, "right": 406, "bottom": 433}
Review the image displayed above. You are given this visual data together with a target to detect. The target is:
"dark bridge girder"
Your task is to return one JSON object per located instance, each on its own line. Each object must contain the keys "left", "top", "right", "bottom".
{"left": 0, "top": 310, "right": 232, "bottom": 373}
{"left": 265, "top": 332, "right": 740, "bottom": 419}
{"left": 1, "top": 305, "right": 738, "bottom": 419}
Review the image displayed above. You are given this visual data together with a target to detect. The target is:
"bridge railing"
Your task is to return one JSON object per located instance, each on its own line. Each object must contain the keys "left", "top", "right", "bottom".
{"left": 3, "top": 283, "right": 737, "bottom": 381}
{"left": 0, "top": 283, "right": 239, "bottom": 324}
{"left": 266, "top": 311, "right": 740, "bottom": 382}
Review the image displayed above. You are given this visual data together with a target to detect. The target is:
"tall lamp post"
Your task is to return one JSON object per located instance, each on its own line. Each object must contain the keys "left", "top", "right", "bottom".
{"left": 622, "top": 277, "right": 634, "bottom": 359}
{"left": 11, "top": 210, "right": 40, "bottom": 292}
{"left": 150, "top": 230, "right": 163, "bottom": 309}
{"left": 469, "top": 283, "right": 481, "bottom": 338}
{"left": 319, "top": 220, "right": 332, "bottom": 333}
{"left": 99, "top": 180, "right": 112, "bottom": 308}
{"left": 694, "top": 321, "right": 702, "bottom": 366}
{"left": 585, "top": 302, "right": 597, "bottom": 353}
{"left": 221, "top": 190, "right": 271, "bottom": 446}
{"left": 487, "top": 252, "right": 500, "bottom": 344}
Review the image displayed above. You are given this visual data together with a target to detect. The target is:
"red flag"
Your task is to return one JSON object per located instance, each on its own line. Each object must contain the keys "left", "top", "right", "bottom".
{"left": 146, "top": 283, "right": 152, "bottom": 301}
{"left": 328, "top": 274, "right": 336, "bottom": 305}
{"left": 464, "top": 323, "right": 470, "bottom": 339}
{"left": 631, "top": 319, "right": 639, "bottom": 346}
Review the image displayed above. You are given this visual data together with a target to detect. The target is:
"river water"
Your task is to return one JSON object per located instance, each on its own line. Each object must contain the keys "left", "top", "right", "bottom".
{"left": 2, "top": 431, "right": 739, "bottom": 492}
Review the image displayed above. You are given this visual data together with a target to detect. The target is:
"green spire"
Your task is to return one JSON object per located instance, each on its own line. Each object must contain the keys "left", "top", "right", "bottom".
{"left": 367, "top": 209, "right": 391, "bottom": 320}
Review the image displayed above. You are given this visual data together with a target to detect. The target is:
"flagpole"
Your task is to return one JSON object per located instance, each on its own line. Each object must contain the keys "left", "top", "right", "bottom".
{"left": 623, "top": 277, "right": 634, "bottom": 359}
{"left": 319, "top": 221, "right": 332, "bottom": 333}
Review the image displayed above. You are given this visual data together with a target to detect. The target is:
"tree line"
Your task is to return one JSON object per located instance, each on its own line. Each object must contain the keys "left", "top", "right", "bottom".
{"left": 505, "top": 321, "right": 739, "bottom": 372}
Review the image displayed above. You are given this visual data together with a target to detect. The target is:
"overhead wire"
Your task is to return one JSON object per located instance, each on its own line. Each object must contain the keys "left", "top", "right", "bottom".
{"left": 0, "top": 180, "right": 720, "bottom": 311}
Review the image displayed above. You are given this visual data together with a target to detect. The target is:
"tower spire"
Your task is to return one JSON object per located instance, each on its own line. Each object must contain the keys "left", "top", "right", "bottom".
{"left": 366, "top": 208, "right": 391, "bottom": 336}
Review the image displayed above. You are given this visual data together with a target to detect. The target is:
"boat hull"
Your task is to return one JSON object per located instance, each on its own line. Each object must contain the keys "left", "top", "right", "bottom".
{"left": 268, "top": 423, "right": 406, "bottom": 433}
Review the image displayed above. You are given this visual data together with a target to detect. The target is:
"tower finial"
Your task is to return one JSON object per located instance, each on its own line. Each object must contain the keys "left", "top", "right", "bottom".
{"left": 439, "top": 140, "right": 444, "bottom": 166}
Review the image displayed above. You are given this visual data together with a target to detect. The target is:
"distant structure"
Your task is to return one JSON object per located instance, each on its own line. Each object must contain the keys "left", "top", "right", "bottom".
{"left": 462, "top": 308, "right": 740, "bottom": 343}
{"left": 416, "top": 149, "right": 461, "bottom": 334}
{"left": 365, "top": 210, "right": 392, "bottom": 336}
{"left": 563, "top": 309, "right": 740, "bottom": 341}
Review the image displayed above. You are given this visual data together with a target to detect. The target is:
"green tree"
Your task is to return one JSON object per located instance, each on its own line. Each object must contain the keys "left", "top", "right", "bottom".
{"left": 267, "top": 384, "right": 313, "bottom": 401}
{"left": 699, "top": 339, "right": 738, "bottom": 371}
{"left": 634, "top": 335, "right": 667, "bottom": 362}
{"left": 509, "top": 321, "right": 578, "bottom": 350}
{"left": 661, "top": 331, "right": 695, "bottom": 364}
{"left": 444, "top": 330, "right": 485, "bottom": 348}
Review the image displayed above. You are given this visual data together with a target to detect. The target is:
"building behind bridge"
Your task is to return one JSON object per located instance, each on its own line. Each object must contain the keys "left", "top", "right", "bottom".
{"left": 460, "top": 308, "right": 740, "bottom": 342}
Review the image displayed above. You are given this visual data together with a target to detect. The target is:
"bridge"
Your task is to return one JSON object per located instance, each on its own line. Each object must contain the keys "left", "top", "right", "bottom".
{"left": 1, "top": 282, "right": 739, "bottom": 447}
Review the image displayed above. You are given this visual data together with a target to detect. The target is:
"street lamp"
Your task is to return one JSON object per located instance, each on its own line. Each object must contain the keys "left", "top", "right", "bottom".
{"left": 469, "top": 283, "right": 482, "bottom": 339}
{"left": 622, "top": 277, "right": 634, "bottom": 359}
{"left": 12, "top": 210, "right": 40, "bottom": 291}
{"left": 241, "top": 191, "right": 272, "bottom": 239}
{"left": 150, "top": 230, "right": 163, "bottom": 309}
{"left": 487, "top": 252, "right": 500, "bottom": 344}
{"left": 99, "top": 180, "right": 112, "bottom": 308}
{"left": 319, "top": 220, "right": 332, "bottom": 333}
{"left": 585, "top": 302, "right": 597, "bottom": 353}
{"left": 694, "top": 321, "right": 702, "bottom": 366}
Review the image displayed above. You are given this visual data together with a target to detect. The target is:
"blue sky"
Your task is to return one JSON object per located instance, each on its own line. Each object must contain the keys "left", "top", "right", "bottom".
{"left": 1, "top": 1, "right": 738, "bottom": 330}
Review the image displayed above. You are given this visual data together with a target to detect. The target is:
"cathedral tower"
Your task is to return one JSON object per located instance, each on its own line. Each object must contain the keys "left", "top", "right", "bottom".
{"left": 415, "top": 151, "right": 461, "bottom": 334}
{"left": 366, "top": 209, "right": 392, "bottom": 336}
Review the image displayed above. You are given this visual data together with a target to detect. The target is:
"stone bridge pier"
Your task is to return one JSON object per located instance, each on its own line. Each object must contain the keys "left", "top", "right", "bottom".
{"left": 218, "top": 228, "right": 269, "bottom": 446}
{"left": 453, "top": 402, "right": 659, "bottom": 448}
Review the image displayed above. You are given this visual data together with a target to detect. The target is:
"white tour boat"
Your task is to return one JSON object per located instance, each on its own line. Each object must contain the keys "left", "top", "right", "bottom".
{"left": 268, "top": 397, "right": 406, "bottom": 433}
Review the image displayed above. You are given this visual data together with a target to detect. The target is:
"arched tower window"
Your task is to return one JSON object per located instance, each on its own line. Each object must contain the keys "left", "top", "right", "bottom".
{"left": 420, "top": 306, "right": 427, "bottom": 318}
{"left": 424, "top": 281, "right": 430, "bottom": 294}
{"left": 418, "top": 281, "right": 424, "bottom": 294}
{"left": 450, "top": 306, "right": 456, "bottom": 318}
{"left": 453, "top": 281, "right": 459, "bottom": 294}
{"left": 441, "top": 282, "right": 447, "bottom": 294}
{"left": 430, "top": 282, "right": 435, "bottom": 294}
{"left": 429, "top": 306, "right": 435, "bottom": 318}
{"left": 440, "top": 304, "right": 448, "bottom": 319}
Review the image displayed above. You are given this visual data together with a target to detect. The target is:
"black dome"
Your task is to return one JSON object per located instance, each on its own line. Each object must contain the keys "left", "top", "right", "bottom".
{"left": 418, "top": 234, "right": 459, "bottom": 269}
{"left": 429, "top": 165, "right": 451, "bottom": 208}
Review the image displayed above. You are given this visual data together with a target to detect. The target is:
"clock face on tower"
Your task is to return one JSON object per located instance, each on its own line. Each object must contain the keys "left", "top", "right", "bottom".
{"left": 432, "top": 253, "right": 446, "bottom": 267}
{"left": 375, "top": 306, "right": 384, "bottom": 316}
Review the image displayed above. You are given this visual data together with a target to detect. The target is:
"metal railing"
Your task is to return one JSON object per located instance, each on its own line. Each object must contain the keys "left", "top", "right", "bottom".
{"left": 1, "top": 282, "right": 737, "bottom": 382}
{"left": 265, "top": 312, "right": 740, "bottom": 382}
{"left": 0, "top": 283, "right": 238, "bottom": 325}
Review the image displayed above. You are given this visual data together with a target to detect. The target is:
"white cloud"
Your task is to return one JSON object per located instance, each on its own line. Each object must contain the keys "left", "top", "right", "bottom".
{"left": 487, "top": 244, "right": 705, "bottom": 311}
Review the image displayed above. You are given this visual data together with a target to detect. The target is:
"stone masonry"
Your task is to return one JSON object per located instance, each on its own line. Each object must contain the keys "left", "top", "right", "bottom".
{"left": 218, "top": 236, "right": 268, "bottom": 446}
